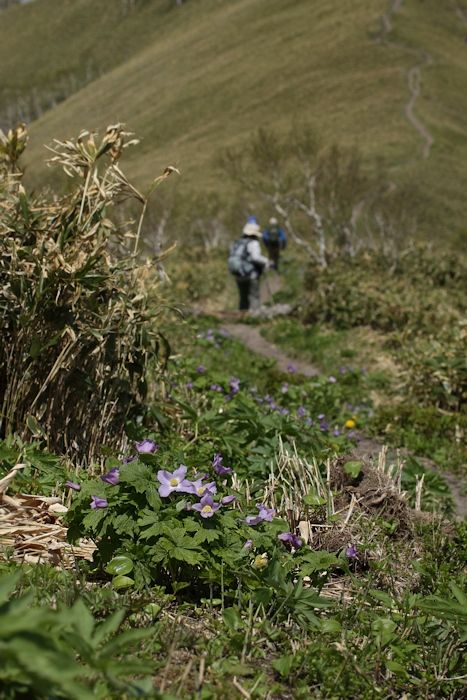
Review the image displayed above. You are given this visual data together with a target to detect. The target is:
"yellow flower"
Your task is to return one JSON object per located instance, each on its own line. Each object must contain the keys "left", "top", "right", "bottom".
{"left": 345, "top": 419, "right": 356, "bottom": 429}
{"left": 252, "top": 553, "right": 268, "bottom": 570}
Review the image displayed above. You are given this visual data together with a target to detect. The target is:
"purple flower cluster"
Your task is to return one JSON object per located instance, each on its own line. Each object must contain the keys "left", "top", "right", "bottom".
{"left": 210, "top": 383, "right": 224, "bottom": 393}
{"left": 225, "top": 376, "right": 240, "bottom": 401}
{"left": 153, "top": 453, "right": 237, "bottom": 518}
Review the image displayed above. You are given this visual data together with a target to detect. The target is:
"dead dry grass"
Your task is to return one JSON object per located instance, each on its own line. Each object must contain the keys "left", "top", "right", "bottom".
{"left": 0, "top": 464, "right": 96, "bottom": 567}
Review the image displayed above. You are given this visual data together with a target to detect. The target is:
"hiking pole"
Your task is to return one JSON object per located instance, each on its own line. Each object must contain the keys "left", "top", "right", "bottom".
{"left": 263, "top": 269, "right": 272, "bottom": 299}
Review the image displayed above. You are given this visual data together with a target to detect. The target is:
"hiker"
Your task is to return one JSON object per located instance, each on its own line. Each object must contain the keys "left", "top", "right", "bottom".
{"left": 228, "top": 222, "right": 268, "bottom": 312}
{"left": 263, "top": 217, "right": 286, "bottom": 271}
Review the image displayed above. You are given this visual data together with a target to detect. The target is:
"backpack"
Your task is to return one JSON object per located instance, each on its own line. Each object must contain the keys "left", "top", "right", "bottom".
{"left": 267, "top": 225, "right": 281, "bottom": 245}
{"left": 228, "top": 238, "right": 255, "bottom": 278}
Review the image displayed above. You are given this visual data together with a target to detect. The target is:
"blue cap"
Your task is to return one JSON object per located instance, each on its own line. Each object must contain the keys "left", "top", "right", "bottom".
{"left": 247, "top": 216, "right": 258, "bottom": 224}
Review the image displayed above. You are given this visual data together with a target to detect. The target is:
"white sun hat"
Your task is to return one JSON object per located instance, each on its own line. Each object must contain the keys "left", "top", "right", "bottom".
{"left": 242, "top": 222, "right": 262, "bottom": 237}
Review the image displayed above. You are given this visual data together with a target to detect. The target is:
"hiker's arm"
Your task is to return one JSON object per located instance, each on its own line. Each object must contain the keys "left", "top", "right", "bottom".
{"left": 279, "top": 229, "right": 287, "bottom": 249}
{"left": 248, "top": 240, "right": 268, "bottom": 268}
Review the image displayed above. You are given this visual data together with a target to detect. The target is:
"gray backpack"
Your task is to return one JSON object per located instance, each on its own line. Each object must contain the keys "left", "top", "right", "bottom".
{"left": 228, "top": 238, "right": 255, "bottom": 278}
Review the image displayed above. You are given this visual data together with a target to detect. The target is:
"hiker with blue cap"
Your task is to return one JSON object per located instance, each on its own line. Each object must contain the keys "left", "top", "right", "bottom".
{"left": 263, "top": 217, "right": 286, "bottom": 271}
{"left": 228, "top": 221, "right": 268, "bottom": 312}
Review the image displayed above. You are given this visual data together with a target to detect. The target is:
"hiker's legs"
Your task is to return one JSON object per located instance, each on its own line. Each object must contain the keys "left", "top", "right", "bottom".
{"left": 249, "top": 278, "right": 260, "bottom": 310}
{"left": 268, "top": 244, "right": 280, "bottom": 271}
{"left": 236, "top": 278, "right": 250, "bottom": 310}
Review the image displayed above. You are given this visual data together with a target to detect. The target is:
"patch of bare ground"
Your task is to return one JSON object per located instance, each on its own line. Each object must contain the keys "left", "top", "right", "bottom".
{"left": 222, "top": 322, "right": 320, "bottom": 377}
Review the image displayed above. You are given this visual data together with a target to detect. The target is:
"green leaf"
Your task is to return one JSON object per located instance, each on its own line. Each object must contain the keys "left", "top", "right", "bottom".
{"left": 251, "top": 587, "right": 273, "bottom": 607}
{"left": 320, "top": 619, "right": 341, "bottom": 633}
{"left": 372, "top": 618, "right": 397, "bottom": 635}
{"left": 29, "top": 337, "right": 41, "bottom": 358}
{"left": 26, "top": 415, "right": 44, "bottom": 436}
{"left": 105, "top": 556, "right": 134, "bottom": 576}
{"left": 92, "top": 610, "right": 126, "bottom": 646}
{"left": 344, "top": 461, "right": 363, "bottom": 478}
{"left": 299, "top": 551, "right": 338, "bottom": 575}
{"left": 222, "top": 607, "right": 242, "bottom": 631}
{"left": 0, "top": 572, "right": 21, "bottom": 605}
{"left": 170, "top": 546, "right": 202, "bottom": 565}
{"left": 386, "top": 661, "right": 408, "bottom": 677}
{"left": 119, "top": 462, "right": 161, "bottom": 510}
{"left": 303, "top": 493, "right": 327, "bottom": 506}
{"left": 105, "top": 456, "right": 122, "bottom": 470}
{"left": 272, "top": 655, "right": 294, "bottom": 677}
{"left": 112, "top": 575, "right": 135, "bottom": 589}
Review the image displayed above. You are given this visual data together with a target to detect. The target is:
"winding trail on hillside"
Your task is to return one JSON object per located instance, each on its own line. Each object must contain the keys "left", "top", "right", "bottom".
{"left": 378, "top": 0, "right": 434, "bottom": 160}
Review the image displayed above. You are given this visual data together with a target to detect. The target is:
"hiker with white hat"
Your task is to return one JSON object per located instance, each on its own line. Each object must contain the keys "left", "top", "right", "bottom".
{"left": 228, "top": 220, "right": 269, "bottom": 312}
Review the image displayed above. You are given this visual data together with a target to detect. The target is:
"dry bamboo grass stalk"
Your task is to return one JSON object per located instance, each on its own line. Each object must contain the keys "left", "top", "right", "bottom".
{"left": 0, "top": 465, "right": 96, "bottom": 567}
{"left": 415, "top": 473, "right": 425, "bottom": 511}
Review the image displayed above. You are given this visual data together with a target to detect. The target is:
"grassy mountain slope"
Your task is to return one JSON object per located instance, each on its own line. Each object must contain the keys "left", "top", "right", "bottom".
{"left": 2, "top": 0, "right": 467, "bottom": 238}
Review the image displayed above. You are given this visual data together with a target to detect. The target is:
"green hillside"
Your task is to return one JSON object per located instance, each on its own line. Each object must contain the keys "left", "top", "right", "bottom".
{"left": 2, "top": 0, "right": 467, "bottom": 238}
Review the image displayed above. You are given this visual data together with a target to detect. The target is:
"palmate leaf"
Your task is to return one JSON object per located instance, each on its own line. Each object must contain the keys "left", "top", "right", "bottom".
{"left": 119, "top": 462, "right": 161, "bottom": 510}
{"left": 112, "top": 513, "right": 138, "bottom": 536}
{"left": 82, "top": 507, "right": 109, "bottom": 532}
{"left": 170, "top": 546, "right": 203, "bottom": 565}
{"left": 193, "top": 527, "right": 221, "bottom": 544}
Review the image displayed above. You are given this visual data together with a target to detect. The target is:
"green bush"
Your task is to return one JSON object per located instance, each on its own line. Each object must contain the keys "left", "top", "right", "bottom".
{"left": 302, "top": 250, "right": 465, "bottom": 334}
{"left": 396, "top": 322, "right": 467, "bottom": 411}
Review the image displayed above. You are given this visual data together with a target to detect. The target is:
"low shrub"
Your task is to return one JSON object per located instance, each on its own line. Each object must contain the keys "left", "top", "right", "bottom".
{"left": 302, "top": 249, "right": 465, "bottom": 334}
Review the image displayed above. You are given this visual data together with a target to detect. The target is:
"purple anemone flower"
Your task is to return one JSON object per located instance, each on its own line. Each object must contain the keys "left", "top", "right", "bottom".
{"left": 320, "top": 421, "right": 329, "bottom": 431}
{"left": 192, "top": 493, "right": 221, "bottom": 518}
{"left": 281, "top": 383, "right": 289, "bottom": 394}
{"left": 333, "top": 428, "right": 341, "bottom": 437}
{"left": 197, "top": 365, "right": 205, "bottom": 374}
{"left": 298, "top": 406, "right": 307, "bottom": 419}
{"left": 244, "top": 539, "right": 253, "bottom": 548}
{"left": 346, "top": 544, "right": 359, "bottom": 559}
{"left": 329, "top": 376, "right": 337, "bottom": 383}
{"left": 100, "top": 467, "right": 120, "bottom": 485}
{"left": 221, "top": 494, "right": 237, "bottom": 505}
{"left": 257, "top": 504, "right": 275, "bottom": 522}
{"left": 212, "top": 453, "right": 233, "bottom": 476}
{"left": 287, "top": 364, "right": 296, "bottom": 374}
{"left": 246, "top": 504, "right": 275, "bottom": 525}
{"left": 157, "top": 465, "right": 192, "bottom": 497}
{"left": 136, "top": 439, "right": 159, "bottom": 454}
{"left": 318, "top": 414, "right": 325, "bottom": 420}
{"left": 186, "top": 382, "right": 193, "bottom": 389}
{"left": 123, "top": 456, "right": 137, "bottom": 466}
{"left": 278, "top": 532, "right": 303, "bottom": 548}
{"left": 66, "top": 481, "right": 81, "bottom": 491}
{"left": 90, "top": 495, "right": 108, "bottom": 509}
{"left": 188, "top": 479, "right": 217, "bottom": 497}
{"left": 280, "top": 409, "right": 289, "bottom": 415}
